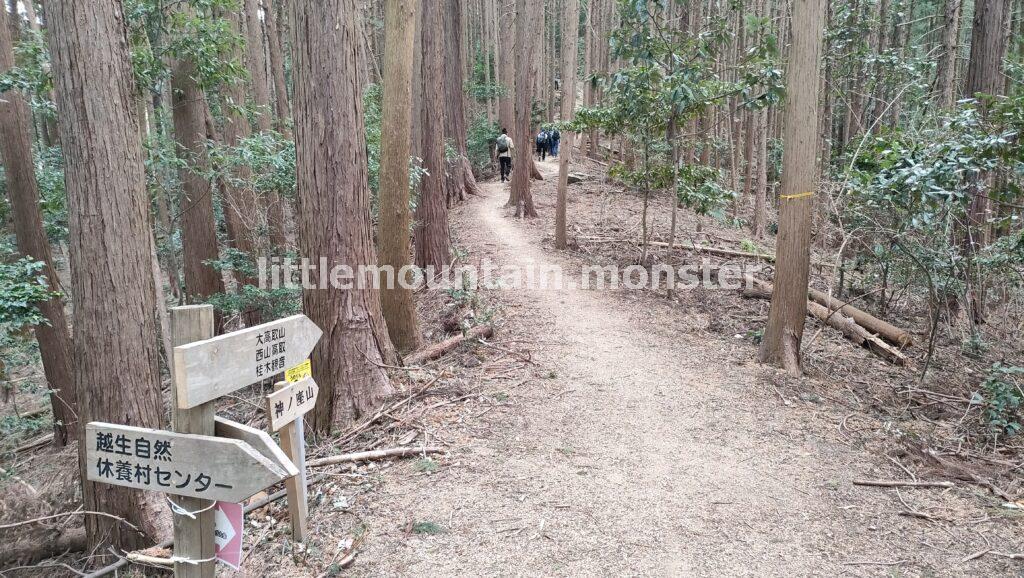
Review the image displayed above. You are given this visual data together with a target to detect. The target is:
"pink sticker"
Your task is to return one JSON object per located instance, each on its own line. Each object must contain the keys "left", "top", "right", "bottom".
{"left": 214, "top": 501, "right": 244, "bottom": 570}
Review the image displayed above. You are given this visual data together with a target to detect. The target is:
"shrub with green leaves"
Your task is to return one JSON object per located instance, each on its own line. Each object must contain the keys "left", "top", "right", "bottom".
{"left": 977, "top": 364, "right": 1024, "bottom": 438}
{"left": 0, "top": 246, "right": 59, "bottom": 329}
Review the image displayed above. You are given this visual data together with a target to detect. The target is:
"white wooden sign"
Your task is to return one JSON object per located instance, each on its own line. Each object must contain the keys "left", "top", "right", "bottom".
{"left": 173, "top": 315, "right": 322, "bottom": 409}
{"left": 265, "top": 376, "right": 319, "bottom": 432}
{"left": 86, "top": 422, "right": 290, "bottom": 502}
{"left": 214, "top": 416, "right": 299, "bottom": 478}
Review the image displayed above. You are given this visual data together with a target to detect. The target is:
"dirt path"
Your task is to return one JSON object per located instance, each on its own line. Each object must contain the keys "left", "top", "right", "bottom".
{"left": 354, "top": 160, "right": 965, "bottom": 576}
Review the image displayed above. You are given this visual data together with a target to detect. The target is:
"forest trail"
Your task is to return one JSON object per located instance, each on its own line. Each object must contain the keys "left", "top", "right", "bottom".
{"left": 359, "top": 159, "right": 902, "bottom": 575}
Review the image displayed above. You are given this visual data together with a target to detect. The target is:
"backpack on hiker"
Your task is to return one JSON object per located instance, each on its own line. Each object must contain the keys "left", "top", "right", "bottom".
{"left": 496, "top": 135, "right": 510, "bottom": 153}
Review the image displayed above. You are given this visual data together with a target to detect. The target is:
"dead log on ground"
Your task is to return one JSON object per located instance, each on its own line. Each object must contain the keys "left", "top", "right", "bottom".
{"left": 0, "top": 528, "right": 86, "bottom": 568}
{"left": 743, "top": 286, "right": 909, "bottom": 366}
{"left": 307, "top": 446, "right": 444, "bottom": 467}
{"left": 738, "top": 272, "right": 911, "bottom": 350}
{"left": 645, "top": 241, "right": 836, "bottom": 271}
{"left": 529, "top": 158, "right": 544, "bottom": 180}
{"left": 807, "top": 287, "right": 913, "bottom": 347}
{"left": 403, "top": 325, "right": 495, "bottom": 366}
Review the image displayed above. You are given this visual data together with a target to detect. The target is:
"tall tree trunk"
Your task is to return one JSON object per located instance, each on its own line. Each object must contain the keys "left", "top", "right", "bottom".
{"left": 554, "top": 0, "right": 579, "bottom": 249}
{"left": 482, "top": 0, "right": 495, "bottom": 124}
{"left": 379, "top": 0, "right": 421, "bottom": 354}
{"left": 961, "top": 0, "right": 1011, "bottom": 322}
{"left": 415, "top": 0, "right": 453, "bottom": 268}
{"left": 582, "top": 0, "right": 594, "bottom": 156}
{"left": 291, "top": 0, "right": 398, "bottom": 431}
{"left": 443, "top": 0, "right": 482, "bottom": 200}
{"left": 753, "top": 105, "right": 768, "bottom": 239}
{"left": 510, "top": 0, "right": 540, "bottom": 217}
{"left": 246, "top": 0, "right": 287, "bottom": 249}
{"left": 265, "top": 0, "right": 291, "bottom": 136}
{"left": 170, "top": 10, "right": 225, "bottom": 306}
{"left": 0, "top": 4, "right": 76, "bottom": 447}
{"left": 934, "top": 0, "right": 962, "bottom": 108}
{"left": 220, "top": 11, "right": 263, "bottom": 298}
{"left": 759, "top": 0, "right": 827, "bottom": 375}
{"left": 497, "top": 0, "right": 515, "bottom": 133}
{"left": 46, "top": 0, "right": 167, "bottom": 551}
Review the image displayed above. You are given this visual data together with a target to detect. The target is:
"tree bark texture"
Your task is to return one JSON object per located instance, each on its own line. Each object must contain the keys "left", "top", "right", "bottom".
{"left": 758, "top": 0, "right": 827, "bottom": 375}
{"left": 170, "top": 16, "right": 224, "bottom": 305}
{"left": 414, "top": 0, "right": 453, "bottom": 268}
{"left": 46, "top": 0, "right": 167, "bottom": 551}
{"left": 291, "top": 0, "right": 398, "bottom": 432}
{"left": 0, "top": 5, "right": 77, "bottom": 447}
{"left": 510, "top": 0, "right": 539, "bottom": 217}
{"left": 555, "top": 0, "right": 579, "bottom": 249}
{"left": 378, "top": 0, "right": 422, "bottom": 354}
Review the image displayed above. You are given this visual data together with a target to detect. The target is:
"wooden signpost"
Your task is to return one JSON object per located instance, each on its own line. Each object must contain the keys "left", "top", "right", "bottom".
{"left": 87, "top": 305, "right": 324, "bottom": 577}
{"left": 173, "top": 314, "right": 322, "bottom": 408}
{"left": 85, "top": 422, "right": 290, "bottom": 502}
{"left": 214, "top": 417, "right": 299, "bottom": 479}
{"left": 266, "top": 370, "right": 318, "bottom": 542}
{"left": 265, "top": 376, "right": 319, "bottom": 432}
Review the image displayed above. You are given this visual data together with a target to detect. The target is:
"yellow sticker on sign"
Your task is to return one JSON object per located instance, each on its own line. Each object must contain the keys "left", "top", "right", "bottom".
{"left": 285, "top": 359, "right": 312, "bottom": 383}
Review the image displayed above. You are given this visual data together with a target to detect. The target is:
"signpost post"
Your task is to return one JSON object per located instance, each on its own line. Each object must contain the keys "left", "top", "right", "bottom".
{"left": 267, "top": 369, "right": 317, "bottom": 542}
{"left": 169, "top": 305, "right": 217, "bottom": 578}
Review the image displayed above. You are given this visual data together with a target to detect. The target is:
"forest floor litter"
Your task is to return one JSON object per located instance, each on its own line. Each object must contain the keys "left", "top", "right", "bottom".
{"left": 1, "top": 157, "right": 1022, "bottom": 576}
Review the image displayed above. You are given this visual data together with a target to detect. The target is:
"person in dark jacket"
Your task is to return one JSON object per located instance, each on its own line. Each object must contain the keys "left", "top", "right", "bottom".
{"left": 550, "top": 128, "right": 561, "bottom": 157}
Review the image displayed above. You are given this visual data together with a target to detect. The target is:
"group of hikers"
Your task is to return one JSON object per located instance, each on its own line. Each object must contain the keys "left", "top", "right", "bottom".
{"left": 493, "top": 125, "right": 562, "bottom": 183}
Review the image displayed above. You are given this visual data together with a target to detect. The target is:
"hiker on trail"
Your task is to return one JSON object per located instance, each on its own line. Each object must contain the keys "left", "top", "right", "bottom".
{"left": 536, "top": 129, "right": 549, "bottom": 161}
{"left": 550, "top": 127, "right": 561, "bottom": 157}
{"left": 495, "top": 128, "right": 514, "bottom": 182}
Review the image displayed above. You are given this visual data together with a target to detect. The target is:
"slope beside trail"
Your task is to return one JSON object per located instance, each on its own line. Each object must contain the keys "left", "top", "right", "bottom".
{"left": 353, "top": 158, "right": 928, "bottom": 576}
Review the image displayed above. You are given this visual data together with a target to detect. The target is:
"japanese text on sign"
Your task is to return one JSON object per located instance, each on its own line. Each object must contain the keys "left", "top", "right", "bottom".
{"left": 86, "top": 422, "right": 290, "bottom": 502}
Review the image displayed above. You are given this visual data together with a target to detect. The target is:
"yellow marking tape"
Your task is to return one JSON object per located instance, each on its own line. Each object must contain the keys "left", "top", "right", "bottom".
{"left": 780, "top": 191, "right": 815, "bottom": 200}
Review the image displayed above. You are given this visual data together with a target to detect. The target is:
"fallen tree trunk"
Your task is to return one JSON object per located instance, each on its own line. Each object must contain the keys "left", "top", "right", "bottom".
{"left": 743, "top": 285, "right": 909, "bottom": 366}
{"left": 307, "top": 446, "right": 444, "bottom": 467}
{"left": 807, "top": 287, "right": 913, "bottom": 347}
{"left": 403, "top": 324, "right": 494, "bottom": 366}
{"left": 645, "top": 241, "right": 836, "bottom": 271}
{"left": 0, "top": 528, "right": 86, "bottom": 568}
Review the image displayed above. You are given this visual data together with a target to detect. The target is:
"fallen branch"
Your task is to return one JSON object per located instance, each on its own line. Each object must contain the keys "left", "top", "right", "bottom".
{"left": 14, "top": 433, "right": 54, "bottom": 453}
{"left": 644, "top": 241, "right": 836, "bottom": 270}
{"left": 125, "top": 552, "right": 173, "bottom": 567}
{"left": 307, "top": 446, "right": 444, "bottom": 468}
{"left": 808, "top": 287, "right": 913, "bottom": 347}
{"left": 743, "top": 286, "right": 909, "bottom": 366}
{"left": 853, "top": 479, "right": 955, "bottom": 489}
{"left": 403, "top": 325, "right": 495, "bottom": 366}
{"left": 0, "top": 509, "right": 142, "bottom": 532}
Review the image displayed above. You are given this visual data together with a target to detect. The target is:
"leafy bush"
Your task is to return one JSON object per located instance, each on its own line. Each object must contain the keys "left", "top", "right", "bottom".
{"left": 204, "top": 248, "right": 301, "bottom": 321}
{"left": 467, "top": 115, "right": 499, "bottom": 176}
{"left": 0, "top": 247, "right": 59, "bottom": 329}
{"left": 977, "top": 364, "right": 1024, "bottom": 438}
{"left": 676, "top": 164, "right": 736, "bottom": 219}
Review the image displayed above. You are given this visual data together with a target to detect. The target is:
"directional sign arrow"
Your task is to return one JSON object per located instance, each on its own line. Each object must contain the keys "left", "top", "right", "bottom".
{"left": 214, "top": 416, "right": 299, "bottom": 478}
{"left": 173, "top": 314, "right": 322, "bottom": 409}
{"left": 265, "top": 376, "right": 320, "bottom": 432}
{"left": 86, "top": 422, "right": 290, "bottom": 502}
